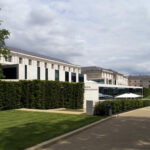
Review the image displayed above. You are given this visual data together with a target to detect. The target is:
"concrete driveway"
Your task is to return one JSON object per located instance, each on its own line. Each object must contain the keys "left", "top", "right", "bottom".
{"left": 40, "top": 107, "right": 150, "bottom": 150}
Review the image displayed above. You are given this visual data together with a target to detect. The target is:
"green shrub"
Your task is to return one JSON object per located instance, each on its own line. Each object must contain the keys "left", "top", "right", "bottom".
{"left": 94, "top": 99, "right": 150, "bottom": 116}
{"left": 0, "top": 82, "right": 22, "bottom": 110}
{"left": 143, "top": 88, "right": 150, "bottom": 98}
{"left": 0, "top": 80, "right": 84, "bottom": 110}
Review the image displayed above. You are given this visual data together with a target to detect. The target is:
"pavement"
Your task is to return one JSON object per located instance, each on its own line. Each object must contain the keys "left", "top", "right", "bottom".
{"left": 38, "top": 107, "right": 150, "bottom": 150}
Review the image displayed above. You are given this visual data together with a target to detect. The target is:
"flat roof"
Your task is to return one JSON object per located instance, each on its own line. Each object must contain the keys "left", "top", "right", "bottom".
{"left": 85, "top": 81, "right": 142, "bottom": 89}
{"left": 81, "top": 66, "right": 113, "bottom": 73}
{"left": 128, "top": 75, "right": 150, "bottom": 80}
{"left": 82, "top": 66, "right": 128, "bottom": 78}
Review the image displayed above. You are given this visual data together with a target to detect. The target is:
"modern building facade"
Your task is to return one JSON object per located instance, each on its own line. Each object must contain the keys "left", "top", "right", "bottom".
{"left": 0, "top": 47, "right": 85, "bottom": 82}
{"left": 98, "top": 84, "right": 143, "bottom": 100}
{"left": 128, "top": 75, "right": 150, "bottom": 88}
{"left": 84, "top": 81, "right": 143, "bottom": 109}
{"left": 81, "top": 66, "right": 128, "bottom": 86}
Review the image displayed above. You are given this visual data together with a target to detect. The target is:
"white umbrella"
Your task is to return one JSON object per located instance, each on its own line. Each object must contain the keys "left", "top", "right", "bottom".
{"left": 115, "top": 93, "right": 142, "bottom": 99}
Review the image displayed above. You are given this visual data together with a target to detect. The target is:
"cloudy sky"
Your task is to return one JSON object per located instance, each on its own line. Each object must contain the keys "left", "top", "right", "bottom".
{"left": 0, "top": 0, "right": 150, "bottom": 75}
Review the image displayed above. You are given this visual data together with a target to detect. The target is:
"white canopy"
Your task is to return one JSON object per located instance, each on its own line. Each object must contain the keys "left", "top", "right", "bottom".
{"left": 115, "top": 93, "right": 142, "bottom": 99}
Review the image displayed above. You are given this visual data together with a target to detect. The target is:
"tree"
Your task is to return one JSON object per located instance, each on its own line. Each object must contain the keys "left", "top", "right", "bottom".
{"left": 0, "top": 64, "right": 5, "bottom": 78}
{"left": 0, "top": 9, "right": 10, "bottom": 78}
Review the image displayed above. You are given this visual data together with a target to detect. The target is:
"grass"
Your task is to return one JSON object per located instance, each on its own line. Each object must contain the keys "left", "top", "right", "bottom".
{"left": 143, "top": 96, "right": 150, "bottom": 100}
{"left": 0, "top": 110, "right": 104, "bottom": 150}
{"left": 60, "top": 108, "right": 84, "bottom": 112}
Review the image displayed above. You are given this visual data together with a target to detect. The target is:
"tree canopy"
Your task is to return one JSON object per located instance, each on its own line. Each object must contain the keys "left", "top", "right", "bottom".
{"left": 0, "top": 22, "right": 10, "bottom": 59}
{"left": 0, "top": 9, "right": 10, "bottom": 78}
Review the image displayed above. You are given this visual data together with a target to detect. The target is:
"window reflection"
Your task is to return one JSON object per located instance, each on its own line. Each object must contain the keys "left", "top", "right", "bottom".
{"left": 99, "top": 87, "right": 142, "bottom": 100}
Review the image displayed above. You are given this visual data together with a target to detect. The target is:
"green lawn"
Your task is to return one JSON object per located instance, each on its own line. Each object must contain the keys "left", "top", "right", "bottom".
{"left": 0, "top": 110, "right": 104, "bottom": 150}
{"left": 144, "top": 96, "right": 150, "bottom": 100}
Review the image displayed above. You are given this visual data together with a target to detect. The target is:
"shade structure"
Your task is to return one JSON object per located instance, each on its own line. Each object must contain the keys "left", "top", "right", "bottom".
{"left": 115, "top": 93, "right": 142, "bottom": 99}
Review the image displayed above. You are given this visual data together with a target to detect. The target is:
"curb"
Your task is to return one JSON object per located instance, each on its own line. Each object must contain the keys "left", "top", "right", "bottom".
{"left": 26, "top": 116, "right": 114, "bottom": 150}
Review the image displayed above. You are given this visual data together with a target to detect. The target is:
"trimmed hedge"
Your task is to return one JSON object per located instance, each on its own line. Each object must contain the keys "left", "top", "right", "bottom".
{"left": 94, "top": 99, "right": 150, "bottom": 116}
{"left": 143, "top": 88, "right": 150, "bottom": 98}
{"left": 0, "top": 80, "right": 84, "bottom": 110}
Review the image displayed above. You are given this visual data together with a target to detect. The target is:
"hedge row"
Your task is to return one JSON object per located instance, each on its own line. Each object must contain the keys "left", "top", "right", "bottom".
{"left": 0, "top": 80, "right": 84, "bottom": 110}
{"left": 143, "top": 88, "right": 150, "bottom": 98}
{"left": 94, "top": 99, "right": 150, "bottom": 116}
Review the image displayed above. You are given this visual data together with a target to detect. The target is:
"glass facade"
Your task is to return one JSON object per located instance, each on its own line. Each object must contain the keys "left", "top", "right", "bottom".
{"left": 99, "top": 87, "right": 143, "bottom": 100}
{"left": 28, "top": 59, "right": 32, "bottom": 65}
{"left": 8, "top": 56, "right": 12, "bottom": 62}
{"left": 19, "top": 57, "right": 23, "bottom": 64}
{"left": 79, "top": 74, "right": 84, "bottom": 82}
{"left": 45, "top": 68, "right": 48, "bottom": 80}
{"left": 37, "top": 67, "right": 40, "bottom": 79}
{"left": 93, "top": 79, "right": 105, "bottom": 84}
{"left": 65, "top": 71, "right": 69, "bottom": 82}
{"left": 2, "top": 66, "right": 18, "bottom": 79}
{"left": 114, "top": 80, "right": 117, "bottom": 85}
{"left": 71, "top": 73, "right": 76, "bottom": 82}
{"left": 55, "top": 70, "right": 59, "bottom": 81}
{"left": 109, "top": 80, "right": 112, "bottom": 84}
{"left": 25, "top": 65, "right": 27, "bottom": 79}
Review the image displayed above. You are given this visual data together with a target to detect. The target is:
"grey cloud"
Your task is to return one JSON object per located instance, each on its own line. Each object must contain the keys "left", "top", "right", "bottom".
{"left": 1, "top": 0, "right": 150, "bottom": 75}
{"left": 28, "top": 7, "right": 56, "bottom": 26}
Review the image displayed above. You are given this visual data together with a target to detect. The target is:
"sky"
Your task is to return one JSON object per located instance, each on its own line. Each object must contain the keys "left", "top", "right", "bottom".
{"left": 0, "top": 0, "right": 150, "bottom": 75}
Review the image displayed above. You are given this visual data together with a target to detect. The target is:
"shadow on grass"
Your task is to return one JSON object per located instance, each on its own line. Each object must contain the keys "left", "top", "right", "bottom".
{"left": 0, "top": 116, "right": 101, "bottom": 150}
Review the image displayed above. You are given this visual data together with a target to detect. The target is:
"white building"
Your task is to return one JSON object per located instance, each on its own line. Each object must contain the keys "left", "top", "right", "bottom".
{"left": 109, "top": 69, "right": 128, "bottom": 86}
{"left": 128, "top": 75, "right": 150, "bottom": 88}
{"left": 84, "top": 81, "right": 143, "bottom": 111}
{"left": 81, "top": 66, "right": 128, "bottom": 86}
{"left": 82, "top": 66, "right": 114, "bottom": 84}
{"left": 0, "top": 47, "right": 85, "bottom": 82}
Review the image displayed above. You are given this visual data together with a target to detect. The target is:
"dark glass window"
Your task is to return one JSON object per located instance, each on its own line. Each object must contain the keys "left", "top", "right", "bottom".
{"left": 8, "top": 56, "right": 12, "bottom": 62}
{"left": 19, "top": 57, "right": 23, "bottom": 64}
{"left": 63, "top": 66, "right": 65, "bottom": 70}
{"left": 28, "top": 59, "right": 32, "bottom": 65}
{"left": 3, "top": 67, "right": 17, "bottom": 79}
{"left": 45, "top": 63, "right": 47, "bottom": 68}
{"left": 55, "top": 70, "right": 59, "bottom": 81}
{"left": 37, "top": 61, "right": 40, "bottom": 67}
{"left": 65, "top": 71, "right": 69, "bottom": 82}
{"left": 71, "top": 72, "right": 76, "bottom": 82}
{"left": 45, "top": 68, "right": 48, "bottom": 80}
{"left": 99, "top": 87, "right": 143, "bottom": 100}
{"left": 93, "top": 79, "right": 104, "bottom": 84}
{"left": 79, "top": 74, "right": 84, "bottom": 82}
{"left": 109, "top": 80, "right": 112, "bottom": 84}
{"left": 25, "top": 65, "right": 27, "bottom": 79}
{"left": 37, "top": 67, "right": 40, "bottom": 79}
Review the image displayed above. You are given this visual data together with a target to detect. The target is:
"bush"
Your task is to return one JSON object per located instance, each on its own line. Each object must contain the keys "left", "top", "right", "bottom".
{"left": 143, "top": 88, "right": 150, "bottom": 98}
{"left": 94, "top": 99, "right": 150, "bottom": 116}
{"left": 0, "top": 80, "right": 84, "bottom": 110}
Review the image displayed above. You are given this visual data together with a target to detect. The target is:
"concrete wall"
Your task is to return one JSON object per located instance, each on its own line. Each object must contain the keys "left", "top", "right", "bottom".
{"left": 84, "top": 81, "right": 99, "bottom": 109}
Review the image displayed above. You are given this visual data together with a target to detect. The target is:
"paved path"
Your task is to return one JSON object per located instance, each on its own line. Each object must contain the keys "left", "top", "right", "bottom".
{"left": 18, "top": 108, "right": 85, "bottom": 115}
{"left": 40, "top": 107, "right": 150, "bottom": 150}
